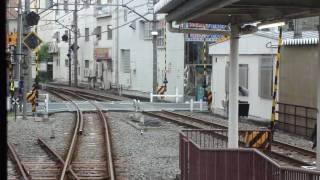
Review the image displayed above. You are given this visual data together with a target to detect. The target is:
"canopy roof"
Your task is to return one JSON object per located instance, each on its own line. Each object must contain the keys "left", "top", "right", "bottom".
{"left": 155, "top": 0, "right": 320, "bottom": 25}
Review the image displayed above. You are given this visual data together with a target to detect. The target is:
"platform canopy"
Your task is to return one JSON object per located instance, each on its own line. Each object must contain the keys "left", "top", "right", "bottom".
{"left": 155, "top": 0, "right": 320, "bottom": 24}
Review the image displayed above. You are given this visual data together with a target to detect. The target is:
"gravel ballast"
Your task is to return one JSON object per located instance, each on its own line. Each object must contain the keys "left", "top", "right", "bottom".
{"left": 108, "top": 112, "right": 182, "bottom": 180}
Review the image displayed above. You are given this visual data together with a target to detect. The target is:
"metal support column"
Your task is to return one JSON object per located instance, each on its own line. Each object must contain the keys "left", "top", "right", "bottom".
{"left": 152, "top": 0, "right": 157, "bottom": 94}
{"left": 73, "top": 0, "right": 78, "bottom": 87}
{"left": 316, "top": 19, "right": 320, "bottom": 169}
{"left": 228, "top": 23, "right": 240, "bottom": 148}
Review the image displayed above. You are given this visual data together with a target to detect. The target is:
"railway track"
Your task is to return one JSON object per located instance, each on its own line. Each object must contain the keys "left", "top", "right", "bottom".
{"left": 48, "top": 88, "right": 115, "bottom": 179}
{"left": 46, "top": 85, "right": 316, "bottom": 167}
{"left": 143, "top": 110, "right": 316, "bottom": 167}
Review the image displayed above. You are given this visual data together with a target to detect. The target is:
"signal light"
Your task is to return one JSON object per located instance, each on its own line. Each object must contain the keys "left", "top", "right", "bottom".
{"left": 25, "top": 11, "right": 40, "bottom": 26}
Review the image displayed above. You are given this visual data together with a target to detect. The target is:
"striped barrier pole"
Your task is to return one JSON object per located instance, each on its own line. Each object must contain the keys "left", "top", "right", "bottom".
{"left": 271, "top": 27, "right": 283, "bottom": 131}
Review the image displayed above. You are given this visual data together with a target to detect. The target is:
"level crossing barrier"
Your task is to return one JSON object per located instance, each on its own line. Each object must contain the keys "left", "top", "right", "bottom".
{"left": 150, "top": 87, "right": 183, "bottom": 103}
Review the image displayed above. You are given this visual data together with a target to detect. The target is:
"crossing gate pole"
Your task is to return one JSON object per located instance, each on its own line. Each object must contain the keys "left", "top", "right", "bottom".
{"left": 271, "top": 27, "right": 283, "bottom": 132}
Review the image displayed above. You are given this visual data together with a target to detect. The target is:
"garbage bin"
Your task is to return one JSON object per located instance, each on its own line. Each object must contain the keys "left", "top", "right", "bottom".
{"left": 239, "top": 100, "right": 249, "bottom": 117}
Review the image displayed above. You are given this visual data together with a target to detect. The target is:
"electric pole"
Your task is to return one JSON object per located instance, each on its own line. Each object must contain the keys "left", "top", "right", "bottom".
{"left": 69, "top": 30, "right": 72, "bottom": 86}
{"left": 17, "top": 0, "right": 22, "bottom": 85}
{"left": 73, "top": 0, "right": 78, "bottom": 87}
{"left": 115, "top": 0, "right": 119, "bottom": 87}
{"left": 22, "top": 0, "right": 31, "bottom": 119}
{"left": 152, "top": 0, "right": 157, "bottom": 94}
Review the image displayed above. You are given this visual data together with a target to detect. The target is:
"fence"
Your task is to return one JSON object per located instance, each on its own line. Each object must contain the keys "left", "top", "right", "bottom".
{"left": 277, "top": 102, "right": 317, "bottom": 137}
{"left": 180, "top": 129, "right": 320, "bottom": 180}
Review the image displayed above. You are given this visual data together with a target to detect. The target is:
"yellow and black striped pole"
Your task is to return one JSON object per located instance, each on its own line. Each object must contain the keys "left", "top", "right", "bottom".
{"left": 8, "top": 47, "right": 14, "bottom": 97}
{"left": 271, "top": 27, "right": 283, "bottom": 131}
{"left": 163, "top": 21, "right": 168, "bottom": 90}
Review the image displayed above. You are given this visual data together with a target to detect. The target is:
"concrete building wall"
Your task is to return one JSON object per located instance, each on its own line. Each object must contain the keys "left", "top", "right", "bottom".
{"left": 210, "top": 55, "right": 274, "bottom": 119}
{"left": 157, "top": 26, "right": 185, "bottom": 99}
{"left": 113, "top": 0, "right": 153, "bottom": 92}
{"left": 279, "top": 45, "right": 319, "bottom": 108}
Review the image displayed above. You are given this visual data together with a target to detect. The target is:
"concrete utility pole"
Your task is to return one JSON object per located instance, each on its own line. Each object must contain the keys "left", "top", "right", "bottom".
{"left": 69, "top": 30, "right": 72, "bottom": 86}
{"left": 73, "top": 0, "right": 78, "bottom": 87}
{"left": 22, "top": 0, "right": 31, "bottom": 119}
{"left": 316, "top": 16, "right": 320, "bottom": 169}
{"left": 228, "top": 23, "right": 240, "bottom": 148}
{"left": 115, "top": 0, "right": 119, "bottom": 87}
{"left": 152, "top": 0, "right": 157, "bottom": 94}
{"left": 17, "top": 0, "right": 22, "bottom": 82}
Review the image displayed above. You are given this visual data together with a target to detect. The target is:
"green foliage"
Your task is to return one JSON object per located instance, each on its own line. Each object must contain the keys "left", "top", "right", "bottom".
{"left": 38, "top": 43, "right": 52, "bottom": 62}
{"left": 38, "top": 72, "right": 49, "bottom": 83}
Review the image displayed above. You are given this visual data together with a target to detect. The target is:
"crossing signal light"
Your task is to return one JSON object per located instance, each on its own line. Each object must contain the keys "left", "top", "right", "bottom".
{"left": 62, "top": 34, "right": 68, "bottom": 42}
{"left": 25, "top": 11, "right": 40, "bottom": 26}
{"left": 7, "top": 33, "right": 17, "bottom": 45}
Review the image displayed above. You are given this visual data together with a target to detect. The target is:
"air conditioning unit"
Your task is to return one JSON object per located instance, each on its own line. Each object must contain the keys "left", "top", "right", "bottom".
{"left": 84, "top": 68, "right": 89, "bottom": 77}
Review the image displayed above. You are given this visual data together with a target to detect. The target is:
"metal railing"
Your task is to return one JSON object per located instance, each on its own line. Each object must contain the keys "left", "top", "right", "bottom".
{"left": 276, "top": 102, "right": 317, "bottom": 137}
{"left": 180, "top": 129, "right": 320, "bottom": 180}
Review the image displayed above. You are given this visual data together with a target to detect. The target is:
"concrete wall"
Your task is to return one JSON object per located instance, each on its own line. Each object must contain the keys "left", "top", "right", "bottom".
{"left": 209, "top": 33, "right": 277, "bottom": 119}
{"left": 279, "top": 45, "right": 319, "bottom": 108}
{"left": 114, "top": 0, "right": 153, "bottom": 92}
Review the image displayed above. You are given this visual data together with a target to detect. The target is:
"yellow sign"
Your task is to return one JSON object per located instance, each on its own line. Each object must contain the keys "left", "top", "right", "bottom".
{"left": 7, "top": 32, "right": 17, "bottom": 46}
{"left": 23, "top": 31, "right": 43, "bottom": 52}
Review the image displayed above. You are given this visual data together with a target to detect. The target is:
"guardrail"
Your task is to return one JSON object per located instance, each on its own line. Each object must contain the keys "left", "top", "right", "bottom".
{"left": 180, "top": 129, "right": 320, "bottom": 180}
{"left": 276, "top": 102, "right": 317, "bottom": 137}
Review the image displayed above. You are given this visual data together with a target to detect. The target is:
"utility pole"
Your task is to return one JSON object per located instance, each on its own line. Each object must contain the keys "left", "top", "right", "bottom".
{"left": 115, "top": 0, "right": 119, "bottom": 87}
{"left": 68, "top": 30, "right": 72, "bottom": 86}
{"left": 22, "top": 0, "right": 31, "bottom": 119}
{"left": 152, "top": 0, "right": 157, "bottom": 94}
{"left": 73, "top": 0, "right": 78, "bottom": 87}
{"left": 17, "top": 0, "right": 22, "bottom": 85}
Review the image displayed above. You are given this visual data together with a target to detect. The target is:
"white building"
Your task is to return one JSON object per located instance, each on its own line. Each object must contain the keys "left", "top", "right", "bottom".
{"left": 113, "top": 1, "right": 185, "bottom": 96}
{"left": 34, "top": 0, "right": 186, "bottom": 99}
{"left": 209, "top": 32, "right": 278, "bottom": 119}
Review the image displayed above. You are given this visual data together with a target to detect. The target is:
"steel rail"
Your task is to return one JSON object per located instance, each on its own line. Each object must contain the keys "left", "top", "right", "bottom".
{"left": 47, "top": 90, "right": 82, "bottom": 180}
{"left": 37, "top": 138, "right": 80, "bottom": 179}
{"left": 49, "top": 88, "right": 116, "bottom": 180}
{"left": 59, "top": 97, "right": 81, "bottom": 180}
{"left": 144, "top": 111, "right": 315, "bottom": 167}
{"left": 7, "top": 142, "right": 29, "bottom": 180}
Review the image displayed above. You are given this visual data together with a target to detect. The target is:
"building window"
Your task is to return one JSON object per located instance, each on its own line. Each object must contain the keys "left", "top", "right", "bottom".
{"left": 259, "top": 55, "right": 274, "bottom": 99}
{"left": 46, "top": 0, "right": 54, "bottom": 8}
{"left": 84, "top": 0, "right": 90, "bottom": 8}
{"left": 107, "top": 25, "right": 112, "bottom": 40}
{"left": 65, "top": 59, "right": 68, "bottom": 67}
{"left": 143, "top": 21, "right": 152, "bottom": 40}
{"left": 121, "top": 49, "right": 130, "bottom": 73}
{"left": 225, "top": 63, "right": 249, "bottom": 96}
{"left": 78, "top": 67, "right": 80, "bottom": 76}
{"left": 56, "top": 31, "right": 60, "bottom": 43}
{"left": 124, "top": 9, "right": 127, "bottom": 22}
{"left": 85, "top": 60, "right": 89, "bottom": 68}
{"left": 96, "top": 26, "right": 101, "bottom": 40}
{"left": 64, "top": 0, "right": 68, "bottom": 12}
{"left": 239, "top": 64, "right": 248, "bottom": 89}
{"left": 157, "top": 23, "right": 165, "bottom": 47}
{"left": 85, "top": 28, "right": 89, "bottom": 41}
